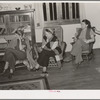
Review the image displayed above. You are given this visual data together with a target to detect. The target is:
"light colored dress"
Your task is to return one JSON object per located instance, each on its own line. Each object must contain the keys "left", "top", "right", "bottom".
{"left": 71, "top": 28, "right": 95, "bottom": 64}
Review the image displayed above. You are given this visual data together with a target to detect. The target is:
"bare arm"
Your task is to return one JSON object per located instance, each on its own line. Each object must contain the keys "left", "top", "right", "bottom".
{"left": 92, "top": 27, "right": 100, "bottom": 35}
{"left": 43, "top": 46, "right": 51, "bottom": 51}
{"left": 94, "top": 30, "right": 100, "bottom": 35}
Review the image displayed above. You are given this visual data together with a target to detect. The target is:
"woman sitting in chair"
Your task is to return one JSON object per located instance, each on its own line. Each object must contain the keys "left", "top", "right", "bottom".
{"left": 2, "top": 26, "right": 35, "bottom": 79}
{"left": 65, "top": 19, "right": 95, "bottom": 66}
{"left": 35, "top": 28, "right": 62, "bottom": 76}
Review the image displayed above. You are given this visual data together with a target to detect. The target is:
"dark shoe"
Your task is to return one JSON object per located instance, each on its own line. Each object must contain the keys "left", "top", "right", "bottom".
{"left": 63, "top": 57, "right": 72, "bottom": 63}
{"left": 30, "top": 68, "right": 39, "bottom": 72}
{"left": 35, "top": 68, "right": 39, "bottom": 72}
{"left": 41, "top": 72, "right": 48, "bottom": 77}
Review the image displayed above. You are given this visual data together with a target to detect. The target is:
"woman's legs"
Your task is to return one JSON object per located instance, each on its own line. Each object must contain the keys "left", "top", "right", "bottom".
{"left": 57, "top": 61, "right": 62, "bottom": 68}
{"left": 3, "top": 51, "right": 16, "bottom": 71}
{"left": 6, "top": 48, "right": 26, "bottom": 60}
{"left": 26, "top": 51, "right": 37, "bottom": 70}
{"left": 71, "top": 39, "right": 89, "bottom": 64}
{"left": 3, "top": 48, "right": 26, "bottom": 78}
{"left": 71, "top": 39, "right": 83, "bottom": 64}
{"left": 37, "top": 52, "right": 49, "bottom": 68}
{"left": 36, "top": 49, "right": 55, "bottom": 75}
{"left": 2, "top": 52, "right": 16, "bottom": 78}
{"left": 41, "top": 66, "right": 48, "bottom": 77}
{"left": 3, "top": 62, "right": 9, "bottom": 73}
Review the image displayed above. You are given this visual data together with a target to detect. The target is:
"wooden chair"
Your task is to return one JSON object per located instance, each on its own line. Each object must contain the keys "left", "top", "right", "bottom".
{"left": 71, "top": 27, "right": 95, "bottom": 61}
{"left": 82, "top": 41, "right": 95, "bottom": 60}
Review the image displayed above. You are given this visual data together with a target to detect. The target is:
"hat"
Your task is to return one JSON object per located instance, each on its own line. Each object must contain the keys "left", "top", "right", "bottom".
{"left": 45, "top": 28, "right": 54, "bottom": 35}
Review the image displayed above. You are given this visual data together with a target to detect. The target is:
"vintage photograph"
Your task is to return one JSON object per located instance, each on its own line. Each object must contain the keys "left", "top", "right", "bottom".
{"left": 0, "top": 1, "right": 100, "bottom": 91}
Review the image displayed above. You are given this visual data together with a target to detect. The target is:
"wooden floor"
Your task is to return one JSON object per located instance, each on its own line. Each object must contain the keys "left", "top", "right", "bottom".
{"left": 1, "top": 49, "right": 100, "bottom": 89}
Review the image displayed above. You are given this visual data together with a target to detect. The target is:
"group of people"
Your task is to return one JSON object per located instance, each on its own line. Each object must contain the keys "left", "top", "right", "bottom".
{"left": 1, "top": 26, "right": 62, "bottom": 79}
{"left": 1, "top": 18, "right": 99, "bottom": 79}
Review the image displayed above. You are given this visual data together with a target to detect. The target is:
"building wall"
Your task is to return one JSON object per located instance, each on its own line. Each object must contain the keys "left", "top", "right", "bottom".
{"left": 35, "top": 24, "right": 81, "bottom": 52}
{"left": 0, "top": 3, "right": 100, "bottom": 51}
{"left": 84, "top": 3, "right": 100, "bottom": 49}
{"left": 0, "top": 2, "right": 82, "bottom": 52}
{"left": 36, "top": 3, "right": 100, "bottom": 51}
{"left": 35, "top": 3, "right": 82, "bottom": 52}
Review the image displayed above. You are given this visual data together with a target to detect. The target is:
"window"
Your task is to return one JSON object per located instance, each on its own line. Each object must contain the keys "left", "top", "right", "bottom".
{"left": 10, "top": 15, "right": 30, "bottom": 22}
{"left": 0, "top": 16, "right": 4, "bottom": 24}
{"left": 43, "top": 3, "right": 80, "bottom": 25}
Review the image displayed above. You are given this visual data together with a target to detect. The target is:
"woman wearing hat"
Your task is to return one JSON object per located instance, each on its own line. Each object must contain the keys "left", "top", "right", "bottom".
{"left": 35, "top": 28, "right": 62, "bottom": 76}
{"left": 2, "top": 27, "right": 31, "bottom": 79}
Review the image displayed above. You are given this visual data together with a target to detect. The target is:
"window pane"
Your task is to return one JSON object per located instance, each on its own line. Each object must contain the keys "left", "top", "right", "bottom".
{"left": 0, "top": 16, "right": 4, "bottom": 23}
{"left": 66, "top": 3, "right": 69, "bottom": 19}
{"left": 43, "top": 3, "right": 47, "bottom": 21}
{"left": 53, "top": 3, "right": 57, "bottom": 20}
{"left": 76, "top": 3, "right": 80, "bottom": 18}
{"left": 23, "top": 15, "right": 30, "bottom": 21}
{"left": 10, "top": 16, "right": 15, "bottom": 22}
{"left": 62, "top": 3, "right": 65, "bottom": 19}
{"left": 49, "top": 3, "right": 53, "bottom": 20}
{"left": 72, "top": 3, "right": 75, "bottom": 19}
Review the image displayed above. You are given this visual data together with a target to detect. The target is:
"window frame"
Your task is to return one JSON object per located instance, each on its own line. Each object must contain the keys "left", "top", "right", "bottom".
{"left": 42, "top": 2, "right": 80, "bottom": 26}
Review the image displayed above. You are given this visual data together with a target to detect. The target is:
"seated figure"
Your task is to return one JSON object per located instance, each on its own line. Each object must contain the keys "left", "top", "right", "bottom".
{"left": 65, "top": 19, "right": 95, "bottom": 66}
{"left": 34, "top": 28, "right": 63, "bottom": 76}
{"left": 2, "top": 26, "right": 36, "bottom": 79}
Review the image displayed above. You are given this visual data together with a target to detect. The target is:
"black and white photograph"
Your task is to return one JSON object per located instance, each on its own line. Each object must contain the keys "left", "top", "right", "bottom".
{"left": 1, "top": 0, "right": 100, "bottom": 99}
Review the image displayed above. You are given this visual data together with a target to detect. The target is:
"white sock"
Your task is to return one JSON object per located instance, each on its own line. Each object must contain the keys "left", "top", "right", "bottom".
{"left": 35, "top": 64, "right": 39, "bottom": 69}
{"left": 10, "top": 69, "right": 13, "bottom": 74}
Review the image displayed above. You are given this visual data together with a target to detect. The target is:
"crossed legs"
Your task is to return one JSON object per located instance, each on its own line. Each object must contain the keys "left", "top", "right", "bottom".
{"left": 3, "top": 48, "right": 26, "bottom": 78}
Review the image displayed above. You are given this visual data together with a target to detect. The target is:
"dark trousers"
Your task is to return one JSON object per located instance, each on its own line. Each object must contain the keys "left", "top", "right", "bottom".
{"left": 37, "top": 49, "right": 55, "bottom": 67}
{"left": 3, "top": 48, "right": 26, "bottom": 70}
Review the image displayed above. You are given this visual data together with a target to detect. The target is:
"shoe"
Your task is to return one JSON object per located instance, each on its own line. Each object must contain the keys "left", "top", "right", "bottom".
{"left": 30, "top": 68, "right": 39, "bottom": 72}
{"left": 40, "top": 72, "right": 48, "bottom": 77}
{"left": 35, "top": 68, "right": 39, "bottom": 72}
{"left": 63, "top": 58, "right": 72, "bottom": 63}
{"left": 73, "top": 63, "right": 80, "bottom": 71}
